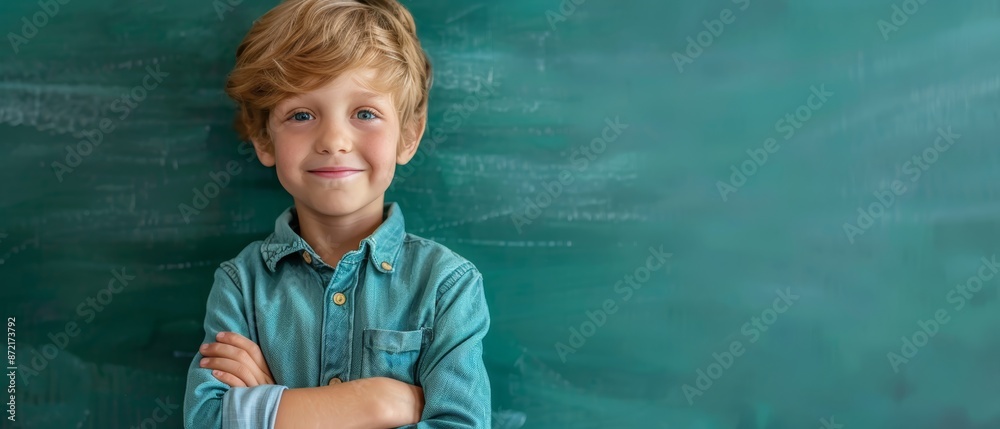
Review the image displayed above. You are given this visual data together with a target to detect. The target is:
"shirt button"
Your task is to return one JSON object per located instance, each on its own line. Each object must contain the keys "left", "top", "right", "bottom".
{"left": 328, "top": 377, "right": 342, "bottom": 385}
{"left": 333, "top": 292, "right": 346, "bottom": 306}
{"left": 381, "top": 261, "right": 392, "bottom": 271}
{"left": 302, "top": 252, "right": 312, "bottom": 264}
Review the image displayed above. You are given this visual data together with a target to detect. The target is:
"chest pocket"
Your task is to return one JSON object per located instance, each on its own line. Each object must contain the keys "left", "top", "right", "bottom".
{"left": 361, "top": 328, "right": 432, "bottom": 385}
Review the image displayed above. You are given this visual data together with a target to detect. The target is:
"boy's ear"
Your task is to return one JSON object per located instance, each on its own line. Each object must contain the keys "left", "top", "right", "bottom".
{"left": 396, "top": 116, "right": 427, "bottom": 165}
{"left": 250, "top": 134, "right": 276, "bottom": 167}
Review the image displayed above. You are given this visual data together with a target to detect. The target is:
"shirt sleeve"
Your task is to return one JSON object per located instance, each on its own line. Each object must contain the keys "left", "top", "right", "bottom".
{"left": 183, "top": 263, "right": 288, "bottom": 429}
{"left": 412, "top": 264, "right": 493, "bottom": 428}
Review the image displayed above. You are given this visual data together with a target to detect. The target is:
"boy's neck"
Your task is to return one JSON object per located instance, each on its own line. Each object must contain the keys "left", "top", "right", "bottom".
{"left": 293, "top": 196, "right": 387, "bottom": 266}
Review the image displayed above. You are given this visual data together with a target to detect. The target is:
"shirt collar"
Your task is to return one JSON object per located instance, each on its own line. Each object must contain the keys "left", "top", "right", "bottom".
{"left": 259, "top": 202, "right": 406, "bottom": 274}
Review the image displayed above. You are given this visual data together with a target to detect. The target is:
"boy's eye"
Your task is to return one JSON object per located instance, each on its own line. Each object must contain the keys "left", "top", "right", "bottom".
{"left": 356, "top": 109, "right": 378, "bottom": 121}
{"left": 291, "top": 111, "right": 313, "bottom": 122}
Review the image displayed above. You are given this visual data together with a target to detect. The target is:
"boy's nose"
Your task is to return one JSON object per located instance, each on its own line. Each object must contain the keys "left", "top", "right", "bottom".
{"left": 315, "top": 121, "right": 353, "bottom": 154}
{"left": 316, "top": 141, "right": 349, "bottom": 154}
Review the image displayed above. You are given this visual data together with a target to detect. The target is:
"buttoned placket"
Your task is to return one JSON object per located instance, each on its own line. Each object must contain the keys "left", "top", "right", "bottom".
{"left": 319, "top": 249, "right": 364, "bottom": 386}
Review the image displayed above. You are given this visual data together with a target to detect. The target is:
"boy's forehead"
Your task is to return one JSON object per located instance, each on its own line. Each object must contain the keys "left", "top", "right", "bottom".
{"left": 275, "top": 68, "right": 394, "bottom": 107}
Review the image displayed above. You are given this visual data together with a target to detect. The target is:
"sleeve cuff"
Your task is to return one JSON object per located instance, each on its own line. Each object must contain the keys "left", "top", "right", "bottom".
{"left": 221, "top": 384, "right": 288, "bottom": 429}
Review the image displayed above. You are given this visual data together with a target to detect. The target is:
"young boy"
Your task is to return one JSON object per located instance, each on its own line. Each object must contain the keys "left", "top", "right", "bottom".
{"left": 182, "top": 1, "right": 492, "bottom": 427}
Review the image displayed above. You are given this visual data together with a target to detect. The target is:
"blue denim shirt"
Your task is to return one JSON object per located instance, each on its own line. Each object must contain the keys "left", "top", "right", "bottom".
{"left": 183, "top": 202, "right": 492, "bottom": 428}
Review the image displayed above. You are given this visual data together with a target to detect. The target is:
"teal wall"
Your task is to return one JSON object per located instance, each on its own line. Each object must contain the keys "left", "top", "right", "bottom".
{"left": 2, "top": 0, "right": 1000, "bottom": 427}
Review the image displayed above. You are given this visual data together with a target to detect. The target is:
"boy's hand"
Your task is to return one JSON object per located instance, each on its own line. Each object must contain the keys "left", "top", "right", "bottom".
{"left": 199, "top": 331, "right": 275, "bottom": 388}
{"left": 369, "top": 377, "right": 424, "bottom": 427}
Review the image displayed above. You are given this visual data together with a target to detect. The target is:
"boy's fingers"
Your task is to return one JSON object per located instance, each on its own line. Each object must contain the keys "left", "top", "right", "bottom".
{"left": 211, "top": 370, "right": 247, "bottom": 388}
{"left": 202, "top": 342, "right": 254, "bottom": 366}
{"left": 215, "top": 332, "right": 269, "bottom": 371}
{"left": 200, "top": 357, "right": 259, "bottom": 387}
{"left": 201, "top": 342, "right": 273, "bottom": 386}
{"left": 200, "top": 342, "right": 237, "bottom": 358}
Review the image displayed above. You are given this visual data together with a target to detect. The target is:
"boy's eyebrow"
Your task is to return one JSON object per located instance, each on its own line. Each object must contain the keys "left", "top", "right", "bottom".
{"left": 350, "top": 89, "right": 391, "bottom": 101}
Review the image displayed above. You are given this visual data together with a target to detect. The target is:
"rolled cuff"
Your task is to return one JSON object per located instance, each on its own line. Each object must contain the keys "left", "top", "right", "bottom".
{"left": 222, "top": 384, "right": 288, "bottom": 429}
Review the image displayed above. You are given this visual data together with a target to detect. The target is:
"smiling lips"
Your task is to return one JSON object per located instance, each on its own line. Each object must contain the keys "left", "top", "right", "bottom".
{"left": 308, "top": 167, "right": 362, "bottom": 179}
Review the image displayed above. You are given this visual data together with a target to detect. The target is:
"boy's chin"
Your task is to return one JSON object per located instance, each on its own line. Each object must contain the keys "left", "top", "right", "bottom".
{"left": 293, "top": 194, "right": 381, "bottom": 218}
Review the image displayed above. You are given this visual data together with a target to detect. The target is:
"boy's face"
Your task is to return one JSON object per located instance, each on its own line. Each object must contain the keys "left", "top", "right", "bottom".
{"left": 252, "top": 68, "right": 422, "bottom": 218}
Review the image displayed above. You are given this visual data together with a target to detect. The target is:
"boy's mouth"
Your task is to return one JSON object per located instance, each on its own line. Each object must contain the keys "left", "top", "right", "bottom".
{"left": 308, "top": 166, "right": 363, "bottom": 179}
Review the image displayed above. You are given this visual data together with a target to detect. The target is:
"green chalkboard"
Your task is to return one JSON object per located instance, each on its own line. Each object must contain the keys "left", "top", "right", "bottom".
{"left": 3, "top": 0, "right": 1000, "bottom": 427}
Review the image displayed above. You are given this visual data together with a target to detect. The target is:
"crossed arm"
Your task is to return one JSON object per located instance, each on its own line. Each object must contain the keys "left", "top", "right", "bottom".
{"left": 183, "top": 264, "right": 491, "bottom": 429}
{"left": 199, "top": 331, "right": 423, "bottom": 429}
